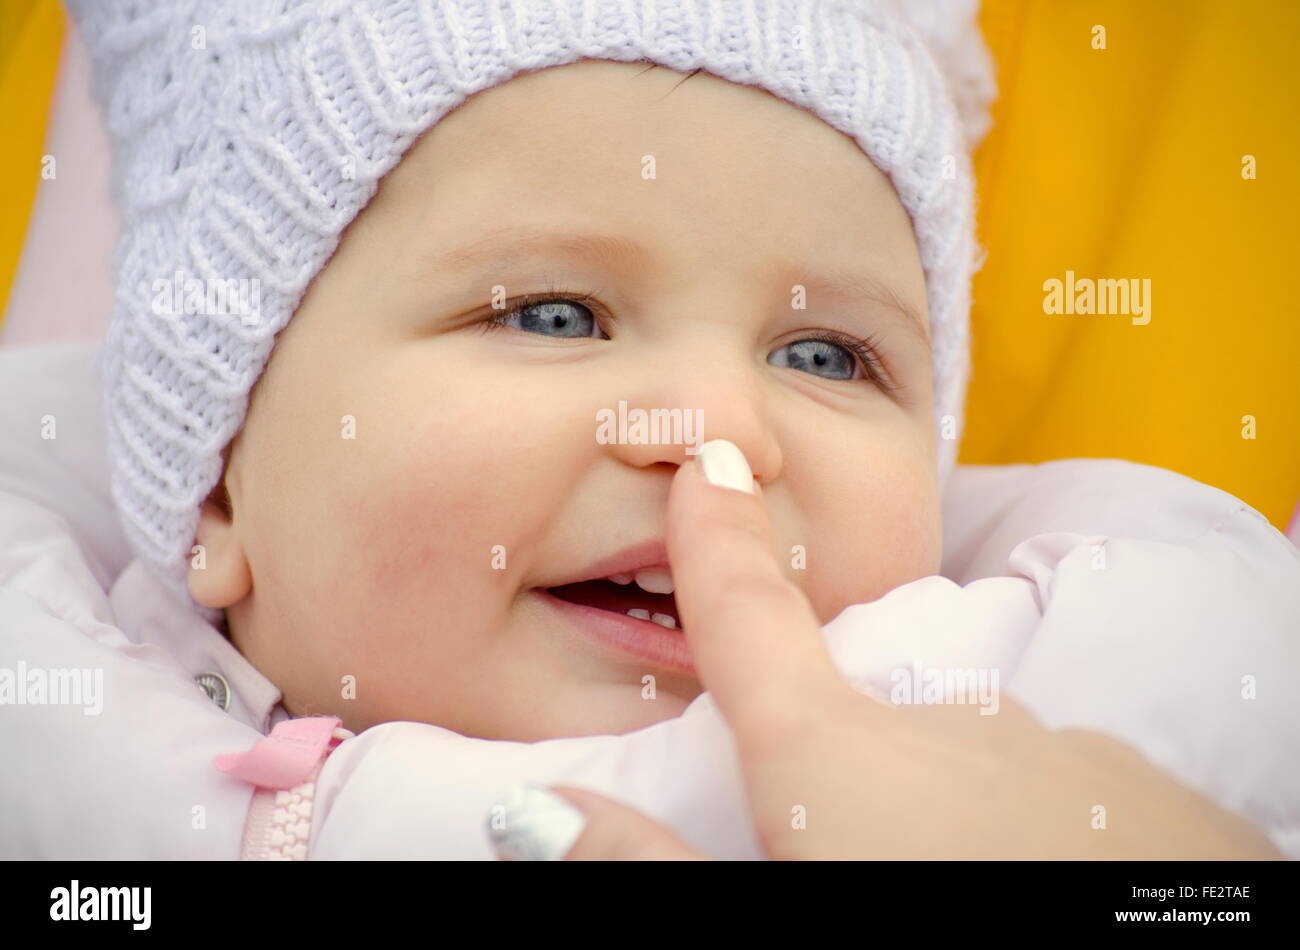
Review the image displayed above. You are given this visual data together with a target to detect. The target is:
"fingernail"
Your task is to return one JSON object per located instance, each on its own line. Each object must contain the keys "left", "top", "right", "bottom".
{"left": 486, "top": 782, "right": 588, "bottom": 861}
{"left": 697, "top": 439, "right": 757, "bottom": 495}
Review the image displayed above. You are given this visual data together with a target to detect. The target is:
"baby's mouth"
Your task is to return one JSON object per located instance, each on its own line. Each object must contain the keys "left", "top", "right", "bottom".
{"left": 546, "top": 576, "right": 683, "bottom": 632}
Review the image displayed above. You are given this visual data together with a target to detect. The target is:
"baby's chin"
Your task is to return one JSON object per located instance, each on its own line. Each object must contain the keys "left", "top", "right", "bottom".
{"left": 328, "top": 679, "right": 702, "bottom": 742}
{"left": 477, "top": 680, "right": 703, "bottom": 742}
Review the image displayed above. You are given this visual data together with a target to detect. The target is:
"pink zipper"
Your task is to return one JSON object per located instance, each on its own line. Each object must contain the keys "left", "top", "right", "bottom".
{"left": 214, "top": 716, "right": 353, "bottom": 860}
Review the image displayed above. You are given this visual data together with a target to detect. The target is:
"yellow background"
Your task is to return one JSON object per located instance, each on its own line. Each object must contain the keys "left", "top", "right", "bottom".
{"left": 0, "top": 0, "right": 62, "bottom": 315}
{"left": 2, "top": 0, "right": 1297, "bottom": 529}
{"left": 970, "top": 0, "right": 1298, "bottom": 530}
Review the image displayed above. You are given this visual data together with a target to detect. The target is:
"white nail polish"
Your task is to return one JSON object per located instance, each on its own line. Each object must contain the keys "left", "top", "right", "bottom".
{"left": 698, "top": 439, "right": 756, "bottom": 495}
{"left": 486, "top": 782, "right": 587, "bottom": 861}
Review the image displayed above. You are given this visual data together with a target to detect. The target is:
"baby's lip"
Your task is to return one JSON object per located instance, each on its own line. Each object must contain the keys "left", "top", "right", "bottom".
{"left": 543, "top": 538, "right": 670, "bottom": 588}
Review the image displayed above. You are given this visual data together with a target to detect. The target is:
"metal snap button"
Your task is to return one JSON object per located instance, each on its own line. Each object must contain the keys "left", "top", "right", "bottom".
{"left": 195, "top": 672, "right": 231, "bottom": 711}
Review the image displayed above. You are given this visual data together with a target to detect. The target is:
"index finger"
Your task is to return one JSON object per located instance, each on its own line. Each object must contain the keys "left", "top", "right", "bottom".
{"left": 667, "top": 439, "right": 851, "bottom": 747}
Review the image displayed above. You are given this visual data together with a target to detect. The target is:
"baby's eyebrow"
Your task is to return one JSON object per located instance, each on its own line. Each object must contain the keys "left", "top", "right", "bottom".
{"left": 761, "top": 260, "right": 930, "bottom": 347}
{"left": 431, "top": 226, "right": 929, "bottom": 346}
{"left": 432, "top": 226, "right": 644, "bottom": 275}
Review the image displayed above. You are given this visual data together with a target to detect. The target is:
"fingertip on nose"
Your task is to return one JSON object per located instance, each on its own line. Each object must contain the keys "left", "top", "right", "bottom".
{"left": 697, "top": 439, "right": 757, "bottom": 495}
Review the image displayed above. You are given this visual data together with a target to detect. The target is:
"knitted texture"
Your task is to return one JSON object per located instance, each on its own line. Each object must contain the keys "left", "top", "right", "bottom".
{"left": 65, "top": 0, "right": 996, "bottom": 610}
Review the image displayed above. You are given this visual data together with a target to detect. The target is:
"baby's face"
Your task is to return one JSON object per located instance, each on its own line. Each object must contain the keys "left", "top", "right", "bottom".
{"left": 191, "top": 59, "right": 940, "bottom": 740}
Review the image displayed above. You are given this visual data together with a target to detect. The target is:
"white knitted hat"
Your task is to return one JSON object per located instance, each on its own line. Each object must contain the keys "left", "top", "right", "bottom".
{"left": 66, "top": 0, "right": 996, "bottom": 608}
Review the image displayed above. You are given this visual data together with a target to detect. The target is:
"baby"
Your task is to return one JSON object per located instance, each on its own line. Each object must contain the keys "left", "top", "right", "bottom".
{"left": 190, "top": 57, "right": 945, "bottom": 741}
{"left": 76, "top": 0, "right": 988, "bottom": 742}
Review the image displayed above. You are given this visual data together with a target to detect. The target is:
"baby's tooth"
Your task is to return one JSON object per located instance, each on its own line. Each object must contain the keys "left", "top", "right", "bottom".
{"left": 626, "top": 608, "right": 651, "bottom": 620}
{"left": 607, "top": 572, "right": 634, "bottom": 585}
{"left": 650, "top": 613, "right": 678, "bottom": 630}
{"left": 633, "top": 569, "right": 674, "bottom": 595}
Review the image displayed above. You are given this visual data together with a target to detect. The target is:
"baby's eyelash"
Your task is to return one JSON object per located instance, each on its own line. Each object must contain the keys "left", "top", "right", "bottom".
{"left": 479, "top": 286, "right": 606, "bottom": 335}
{"left": 797, "top": 328, "right": 898, "bottom": 393}
{"left": 478, "top": 290, "right": 898, "bottom": 392}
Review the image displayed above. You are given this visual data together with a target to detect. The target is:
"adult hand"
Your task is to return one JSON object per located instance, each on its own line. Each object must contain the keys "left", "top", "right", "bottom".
{"left": 489, "top": 440, "right": 1282, "bottom": 861}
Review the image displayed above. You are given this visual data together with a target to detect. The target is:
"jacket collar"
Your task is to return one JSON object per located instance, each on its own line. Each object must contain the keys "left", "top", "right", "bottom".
{"left": 107, "top": 558, "right": 289, "bottom": 734}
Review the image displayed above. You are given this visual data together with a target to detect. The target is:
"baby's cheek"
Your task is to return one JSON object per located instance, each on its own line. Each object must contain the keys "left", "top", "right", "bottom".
{"left": 338, "top": 420, "right": 528, "bottom": 611}
{"left": 873, "top": 457, "right": 943, "bottom": 579}
{"left": 801, "top": 458, "right": 941, "bottom": 619}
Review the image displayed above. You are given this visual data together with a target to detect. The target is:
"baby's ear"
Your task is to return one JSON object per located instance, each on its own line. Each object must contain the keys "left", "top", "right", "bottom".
{"left": 188, "top": 482, "right": 252, "bottom": 609}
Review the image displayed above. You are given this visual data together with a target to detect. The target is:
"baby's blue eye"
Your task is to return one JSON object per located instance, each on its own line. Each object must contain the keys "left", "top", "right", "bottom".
{"left": 491, "top": 299, "right": 601, "bottom": 338}
{"left": 482, "top": 294, "right": 894, "bottom": 391}
{"left": 768, "top": 339, "right": 855, "bottom": 381}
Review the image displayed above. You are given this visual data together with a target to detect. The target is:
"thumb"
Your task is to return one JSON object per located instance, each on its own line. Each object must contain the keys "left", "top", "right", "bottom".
{"left": 487, "top": 783, "right": 710, "bottom": 861}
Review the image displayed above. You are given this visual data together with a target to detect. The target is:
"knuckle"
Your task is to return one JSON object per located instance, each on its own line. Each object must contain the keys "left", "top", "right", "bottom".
{"left": 695, "top": 495, "right": 772, "bottom": 546}
{"left": 690, "top": 573, "right": 812, "bottom": 643}
{"left": 742, "top": 684, "right": 859, "bottom": 761}
{"left": 708, "top": 568, "right": 806, "bottom": 614}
